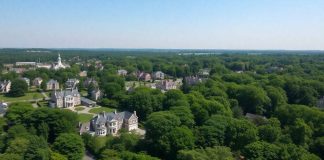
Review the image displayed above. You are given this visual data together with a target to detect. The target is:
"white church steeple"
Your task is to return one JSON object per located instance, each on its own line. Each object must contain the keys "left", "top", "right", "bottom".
{"left": 53, "top": 53, "right": 66, "bottom": 70}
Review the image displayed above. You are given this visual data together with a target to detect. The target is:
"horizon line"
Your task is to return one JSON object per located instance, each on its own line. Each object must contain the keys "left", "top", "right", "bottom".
{"left": 1, "top": 47, "right": 324, "bottom": 52}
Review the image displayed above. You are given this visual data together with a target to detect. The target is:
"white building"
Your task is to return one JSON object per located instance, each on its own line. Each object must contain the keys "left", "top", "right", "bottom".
{"left": 117, "top": 69, "right": 128, "bottom": 76}
{"left": 53, "top": 54, "right": 66, "bottom": 70}
{"left": 153, "top": 71, "right": 165, "bottom": 80}
{"left": 33, "top": 77, "right": 43, "bottom": 87}
{"left": 0, "top": 80, "right": 11, "bottom": 93}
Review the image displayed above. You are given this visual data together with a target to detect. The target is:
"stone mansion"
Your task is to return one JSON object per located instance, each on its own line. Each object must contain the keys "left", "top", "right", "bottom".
{"left": 80, "top": 110, "right": 138, "bottom": 136}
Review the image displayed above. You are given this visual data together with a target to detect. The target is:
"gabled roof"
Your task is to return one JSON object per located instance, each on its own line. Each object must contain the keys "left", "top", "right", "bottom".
{"left": 92, "top": 111, "right": 136, "bottom": 125}
{"left": 47, "top": 79, "right": 58, "bottom": 84}
{"left": 54, "top": 89, "right": 80, "bottom": 98}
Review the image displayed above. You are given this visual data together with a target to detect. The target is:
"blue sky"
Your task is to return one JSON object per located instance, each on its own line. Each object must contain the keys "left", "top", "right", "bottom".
{"left": 0, "top": 0, "right": 324, "bottom": 50}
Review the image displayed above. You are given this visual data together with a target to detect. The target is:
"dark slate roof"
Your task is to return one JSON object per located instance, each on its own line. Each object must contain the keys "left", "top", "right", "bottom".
{"left": 92, "top": 111, "right": 134, "bottom": 125}
{"left": 81, "top": 97, "right": 96, "bottom": 104}
{"left": 54, "top": 89, "right": 79, "bottom": 98}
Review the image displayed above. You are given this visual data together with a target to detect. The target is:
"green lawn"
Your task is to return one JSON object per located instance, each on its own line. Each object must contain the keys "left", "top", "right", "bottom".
{"left": 80, "top": 90, "right": 88, "bottom": 97}
{"left": 75, "top": 106, "right": 85, "bottom": 111}
{"left": 89, "top": 107, "right": 115, "bottom": 114}
{"left": 78, "top": 113, "right": 94, "bottom": 123}
{"left": 37, "top": 101, "right": 49, "bottom": 107}
{"left": 0, "top": 92, "right": 43, "bottom": 102}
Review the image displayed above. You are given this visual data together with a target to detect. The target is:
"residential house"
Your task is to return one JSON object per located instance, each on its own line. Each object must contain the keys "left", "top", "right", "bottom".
{"left": 0, "top": 80, "right": 11, "bottom": 93}
{"left": 185, "top": 76, "right": 203, "bottom": 85}
{"left": 83, "top": 78, "right": 98, "bottom": 88}
{"left": 65, "top": 78, "right": 80, "bottom": 89}
{"left": 50, "top": 88, "right": 81, "bottom": 108}
{"left": 79, "top": 71, "right": 87, "bottom": 77}
{"left": 198, "top": 68, "right": 210, "bottom": 77}
{"left": 91, "top": 88, "right": 102, "bottom": 101}
{"left": 80, "top": 110, "right": 138, "bottom": 136}
{"left": 138, "top": 72, "right": 151, "bottom": 81}
{"left": 156, "top": 80, "right": 177, "bottom": 91}
{"left": 153, "top": 71, "right": 165, "bottom": 80}
{"left": 33, "top": 77, "right": 43, "bottom": 87}
{"left": 46, "top": 79, "right": 60, "bottom": 90}
{"left": 117, "top": 69, "right": 128, "bottom": 76}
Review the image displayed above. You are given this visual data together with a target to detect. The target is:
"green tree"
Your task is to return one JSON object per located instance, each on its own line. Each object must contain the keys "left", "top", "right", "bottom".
{"left": 225, "top": 119, "right": 258, "bottom": 150}
{"left": 170, "top": 106, "right": 195, "bottom": 128}
{"left": 311, "top": 136, "right": 324, "bottom": 159}
{"left": 6, "top": 79, "right": 28, "bottom": 97}
{"left": 145, "top": 111, "right": 181, "bottom": 158}
{"left": 52, "top": 133, "right": 85, "bottom": 160}
{"left": 24, "top": 135, "right": 50, "bottom": 160}
{"left": 242, "top": 141, "right": 281, "bottom": 160}
{"left": 124, "top": 88, "right": 164, "bottom": 120}
{"left": 5, "top": 137, "right": 29, "bottom": 157}
{"left": 178, "top": 146, "right": 234, "bottom": 160}
{"left": 258, "top": 118, "right": 281, "bottom": 143}
{"left": 289, "top": 118, "right": 313, "bottom": 147}
{"left": 236, "top": 85, "right": 271, "bottom": 114}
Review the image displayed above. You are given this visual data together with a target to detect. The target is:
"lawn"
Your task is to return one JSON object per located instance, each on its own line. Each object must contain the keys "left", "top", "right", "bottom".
{"left": 0, "top": 92, "right": 44, "bottom": 102}
{"left": 78, "top": 113, "right": 94, "bottom": 123}
{"left": 37, "top": 101, "right": 49, "bottom": 107}
{"left": 89, "top": 107, "right": 115, "bottom": 114}
{"left": 75, "top": 106, "right": 85, "bottom": 111}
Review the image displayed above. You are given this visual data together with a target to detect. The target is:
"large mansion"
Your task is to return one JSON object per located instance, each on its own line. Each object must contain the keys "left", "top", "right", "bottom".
{"left": 50, "top": 88, "right": 81, "bottom": 108}
{"left": 80, "top": 111, "right": 138, "bottom": 136}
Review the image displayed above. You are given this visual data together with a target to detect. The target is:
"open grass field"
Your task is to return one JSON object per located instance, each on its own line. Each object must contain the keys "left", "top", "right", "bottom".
{"left": 89, "top": 107, "right": 115, "bottom": 114}
{"left": 0, "top": 92, "right": 43, "bottom": 102}
{"left": 78, "top": 113, "right": 94, "bottom": 123}
{"left": 75, "top": 106, "right": 85, "bottom": 111}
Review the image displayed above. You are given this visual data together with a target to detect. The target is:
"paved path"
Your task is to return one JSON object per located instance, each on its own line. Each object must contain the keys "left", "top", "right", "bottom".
{"left": 83, "top": 151, "right": 95, "bottom": 160}
{"left": 40, "top": 90, "right": 50, "bottom": 100}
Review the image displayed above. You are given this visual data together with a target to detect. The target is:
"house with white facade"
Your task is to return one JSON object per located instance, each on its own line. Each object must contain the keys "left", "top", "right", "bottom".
{"left": 80, "top": 110, "right": 138, "bottom": 136}
{"left": 0, "top": 80, "right": 11, "bottom": 93}
{"left": 50, "top": 88, "right": 81, "bottom": 108}
{"left": 117, "top": 69, "right": 128, "bottom": 76}
{"left": 46, "top": 79, "right": 60, "bottom": 90}
{"left": 153, "top": 71, "right": 165, "bottom": 80}
{"left": 33, "top": 77, "right": 43, "bottom": 87}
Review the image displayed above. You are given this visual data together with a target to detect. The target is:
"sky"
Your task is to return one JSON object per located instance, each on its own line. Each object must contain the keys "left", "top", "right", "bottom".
{"left": 0, "top": 0, "right": 324, "bottom": 50}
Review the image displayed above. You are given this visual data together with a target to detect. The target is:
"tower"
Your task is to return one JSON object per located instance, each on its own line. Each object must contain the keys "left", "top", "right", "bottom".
{"left": 57, "top": 54, "right": 62, "bottom": 66}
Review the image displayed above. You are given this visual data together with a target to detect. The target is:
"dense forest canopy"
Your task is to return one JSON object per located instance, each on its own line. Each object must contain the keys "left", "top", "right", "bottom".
{"left": 0, "top": 49, "right": 324, "bottom": 160}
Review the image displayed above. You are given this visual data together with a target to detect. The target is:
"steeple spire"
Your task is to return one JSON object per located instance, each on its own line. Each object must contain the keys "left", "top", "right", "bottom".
{"left": 58, "top": 53, "right": 62, "bottom": 65}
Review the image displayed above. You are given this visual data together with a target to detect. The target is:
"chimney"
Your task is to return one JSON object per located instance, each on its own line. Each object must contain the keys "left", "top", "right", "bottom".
{"left": 134, "top": 111, "right": 136, "bottom": 116}
{"left": 114, "top": 110, "right": 117, "bottom": 114}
